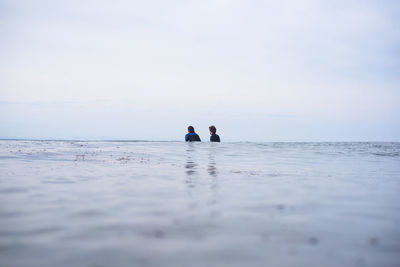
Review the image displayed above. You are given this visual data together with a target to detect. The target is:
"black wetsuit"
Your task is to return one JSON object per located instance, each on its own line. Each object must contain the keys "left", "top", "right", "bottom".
{"left": 185, "top": 132, "right": 201, "bottom": 142}
{"left": 210, "top": 134, "right": 220, "bottom": 142}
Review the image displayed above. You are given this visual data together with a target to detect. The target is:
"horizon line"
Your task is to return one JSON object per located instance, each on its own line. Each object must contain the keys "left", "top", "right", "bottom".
{"left": 0, "top": 138, "right": 399, "bottom": 143}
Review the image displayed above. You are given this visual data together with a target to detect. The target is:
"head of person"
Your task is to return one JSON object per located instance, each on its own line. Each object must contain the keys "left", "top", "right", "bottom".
{"left": 209, "top": 125, "right": 216, "bottom": 135}
{"left": 188, "top": 126, "right": 195, "bottom": 133}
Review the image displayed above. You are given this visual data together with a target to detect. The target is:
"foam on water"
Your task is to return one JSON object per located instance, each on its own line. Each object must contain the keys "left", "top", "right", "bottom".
{"left": 0, "top": 141, "right": 399, "bottom": 267}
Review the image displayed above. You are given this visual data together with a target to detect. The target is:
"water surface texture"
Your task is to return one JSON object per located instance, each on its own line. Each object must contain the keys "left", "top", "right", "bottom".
{"left": 0, "top": 141, "right": 399, "bottom": 267}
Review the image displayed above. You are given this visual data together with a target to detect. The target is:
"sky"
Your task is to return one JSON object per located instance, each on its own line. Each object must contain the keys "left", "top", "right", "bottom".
{"left": 0, "top": 0, "right": 399, "bottom": 141}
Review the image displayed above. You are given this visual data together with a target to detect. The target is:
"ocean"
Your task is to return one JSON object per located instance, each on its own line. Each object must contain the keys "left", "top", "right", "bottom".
{"left": 0, "top": 140, "right": 399, "bottom": 267}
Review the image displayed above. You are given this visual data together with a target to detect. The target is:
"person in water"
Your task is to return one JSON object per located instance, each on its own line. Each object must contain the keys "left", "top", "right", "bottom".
{"left": 209, "top": 125, "right": 220, "bottom": 142}
{"left": 185, "top": 126, "right": 201, "bottom": 142}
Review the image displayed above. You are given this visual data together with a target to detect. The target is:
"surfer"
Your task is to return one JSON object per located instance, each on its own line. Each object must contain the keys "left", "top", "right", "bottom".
{"left": 185, "top": 126, "right": 201, "bottom": 142}
{"left": 209, "top": 125, "right": 220, "bottom": 142}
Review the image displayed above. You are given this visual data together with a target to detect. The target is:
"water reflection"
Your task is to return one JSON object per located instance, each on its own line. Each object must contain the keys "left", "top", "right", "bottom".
{"left": 208, "top": 149, "right": 219, "bottom": 194}
{"left": 185, "top": 144, "right": 197, "bottom": 176}
{"left": 184, "top": 144, "right": 219, "bottom": 192}
{"left": 185, "top": 144, "right": 197, "bottom": 190}
{"left": 185, "top": 160, "right": 197, "bottom": 175}
{"left": 207, "top": 147, "right": 219, "bottom": 219}
{"left": 208, "top": 153, "right": 218, "bottom": 177}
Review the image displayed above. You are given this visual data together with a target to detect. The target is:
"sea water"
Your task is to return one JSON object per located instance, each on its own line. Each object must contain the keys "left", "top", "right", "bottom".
{"left": 0, "top": 141, "right": 399, "bottom": 267}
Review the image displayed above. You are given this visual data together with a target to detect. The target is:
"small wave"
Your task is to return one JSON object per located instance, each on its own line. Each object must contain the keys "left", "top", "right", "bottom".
{"left": 371, "top": 152, "right": 399, "bottom": 157}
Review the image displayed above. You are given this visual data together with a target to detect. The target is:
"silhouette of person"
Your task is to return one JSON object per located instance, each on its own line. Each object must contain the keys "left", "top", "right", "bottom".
{"left": 209, "top": 125, "right": 220, "bottom": 142}
{"left": 185, "top": 126, "right": 201, "bottom": 142}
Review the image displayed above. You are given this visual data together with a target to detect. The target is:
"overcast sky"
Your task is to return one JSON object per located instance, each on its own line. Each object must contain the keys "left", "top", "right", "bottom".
{"left": 0, "top": 0, "right": 399, "bottom": 141}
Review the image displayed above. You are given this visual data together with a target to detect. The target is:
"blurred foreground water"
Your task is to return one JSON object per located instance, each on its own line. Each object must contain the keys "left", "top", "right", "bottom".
{"left": 0, "top": 141, "right": 399, "bottom": 267}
